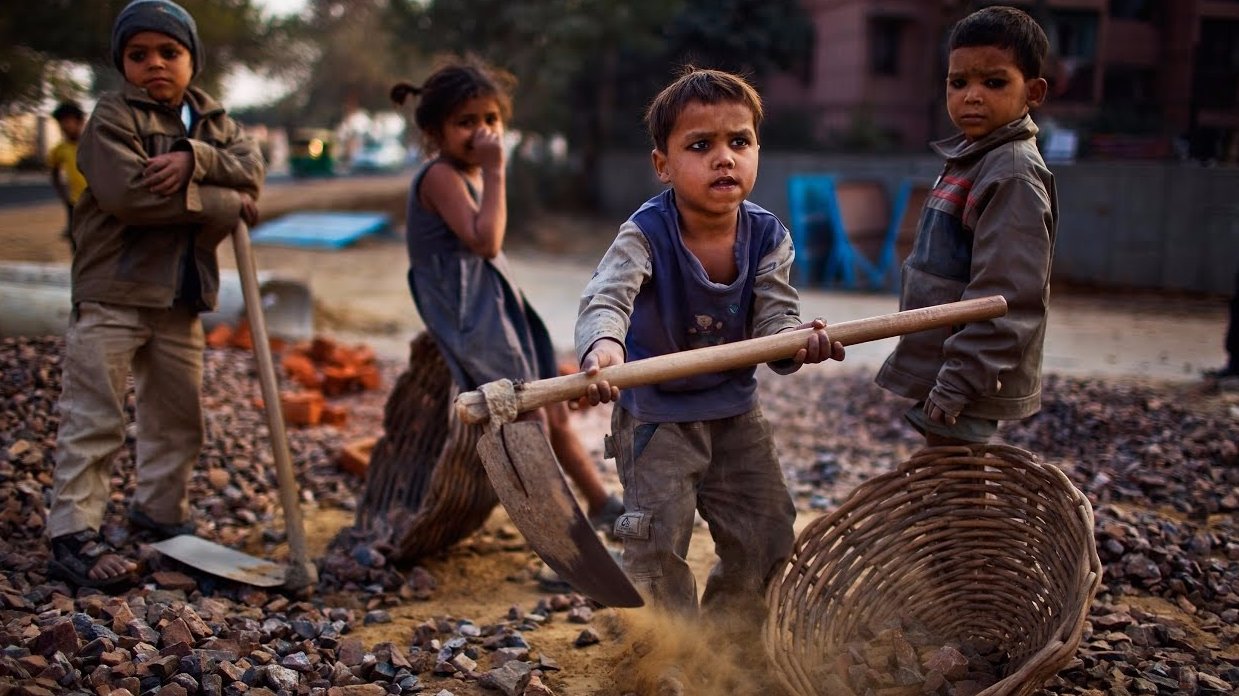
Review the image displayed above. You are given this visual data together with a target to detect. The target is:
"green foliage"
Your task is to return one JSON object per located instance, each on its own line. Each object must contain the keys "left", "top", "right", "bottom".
{"left": 388, "top": 0, "right": 814, "bottom": 205}
{"left": 1, "top": 0, "right": 277, "bottom": 117}
{"left": 261, "top": 0, "right": 421, "bottom": 130}
{"left": 666, "top": 0, "right": 812, "bottom": 77}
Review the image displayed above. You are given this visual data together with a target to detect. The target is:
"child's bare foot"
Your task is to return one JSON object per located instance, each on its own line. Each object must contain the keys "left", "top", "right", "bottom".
{"left": 49, "top": 530, "right": 138, "bottom": 589}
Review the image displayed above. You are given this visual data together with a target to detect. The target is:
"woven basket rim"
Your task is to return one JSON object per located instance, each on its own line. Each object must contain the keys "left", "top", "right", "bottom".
{"left": 765, "top": 443, "right": 1102, "bottom": 696}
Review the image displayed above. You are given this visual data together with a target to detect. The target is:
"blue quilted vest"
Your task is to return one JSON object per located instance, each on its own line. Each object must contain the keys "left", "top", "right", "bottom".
{"left": 620, "top": 189, "right": 787, "bottom": 422}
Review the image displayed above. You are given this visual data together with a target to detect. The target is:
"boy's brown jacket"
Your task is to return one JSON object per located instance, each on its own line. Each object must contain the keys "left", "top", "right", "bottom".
{"left": 876, "top": 115, "right": 1057, "bottom": 421}
{"left": 70, "top": 82, "right": 263, "bottom": 311}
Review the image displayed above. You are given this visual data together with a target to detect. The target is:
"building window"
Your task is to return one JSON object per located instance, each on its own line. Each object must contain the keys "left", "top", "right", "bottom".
{"left": 869, "top": 17, "right": 903, "bottom": 77}
{"left": 1109, "top": 0, "right": 1154, "bottom": 21}
{"left": 1049, "top": 9, "right": 1099, "bottom": 102}
{"left": 1193, "top": 19, "right": 1239, "bottom": 110}
{"left": 1103, "top": 67, "right": 1155, "bottom": 107}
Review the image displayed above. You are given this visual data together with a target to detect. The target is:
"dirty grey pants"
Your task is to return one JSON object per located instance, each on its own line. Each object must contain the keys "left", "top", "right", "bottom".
{"left": 48, "top": 301, "right": 204, "bottom": 538}
{"left": 610, "top": 404, "right": 795, "bottom": 621}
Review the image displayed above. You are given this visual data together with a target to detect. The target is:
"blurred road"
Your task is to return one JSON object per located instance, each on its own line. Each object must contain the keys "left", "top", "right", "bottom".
{"left": 0, "top": 171, "right": 1229, "bottom": 383}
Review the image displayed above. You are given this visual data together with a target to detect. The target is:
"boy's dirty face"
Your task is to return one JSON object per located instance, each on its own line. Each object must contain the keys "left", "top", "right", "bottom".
{"left": 57, "top": 115, "right": 85, "bottom": 141}
{"left": 946, "top": 45, "right": 1047, "bottom": 141}
{"left": 122, "top": 31, "right": 193, "bottom": 106}
{"left": 652, "top": 100, "right": 758, "bottom": 224}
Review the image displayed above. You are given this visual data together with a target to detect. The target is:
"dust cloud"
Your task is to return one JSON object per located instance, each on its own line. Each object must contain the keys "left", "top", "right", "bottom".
{"left": 606, "top": 607, "right": 777, "bottom": 695}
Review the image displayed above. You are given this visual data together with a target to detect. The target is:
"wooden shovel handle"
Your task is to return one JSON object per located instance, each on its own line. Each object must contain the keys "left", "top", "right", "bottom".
{"left": 456, "top": 295, "right": 1007, "bottom": 425}
{"left": 232, "top": 222, "right": 317, "bottom": 589}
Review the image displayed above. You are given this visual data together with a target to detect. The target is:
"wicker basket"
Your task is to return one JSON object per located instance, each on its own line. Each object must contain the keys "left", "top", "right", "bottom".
{"left": 355, "top": 332, "right": 497, "bottom": 561}
{"left": 765, "top": 444, "right": 1101, "bottom": 696}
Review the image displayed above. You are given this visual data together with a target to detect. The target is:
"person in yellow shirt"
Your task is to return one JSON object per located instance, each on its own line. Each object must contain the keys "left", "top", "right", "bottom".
{"left": 48, "top": 101, "right": 87, "bottom": 248}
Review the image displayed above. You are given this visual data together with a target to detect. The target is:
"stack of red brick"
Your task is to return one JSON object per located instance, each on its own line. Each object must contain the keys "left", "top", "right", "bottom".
{"left": 277, "top": 337, "right": 381, "bottom": 427}
{"left": 207, "top": 322, "right": 382, "bottom": 428}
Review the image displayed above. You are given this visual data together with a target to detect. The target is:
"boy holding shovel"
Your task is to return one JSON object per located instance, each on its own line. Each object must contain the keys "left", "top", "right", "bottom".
{"left": 48, "top": 0, "right": 263, "bottom": 589}
{"left": 575, "top": 67, "right": 845, "bottom": 633}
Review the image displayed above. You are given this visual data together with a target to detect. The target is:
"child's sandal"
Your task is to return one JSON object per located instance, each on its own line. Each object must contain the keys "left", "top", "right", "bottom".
{"left": 48, "top": 530, "right": 138, "bottom": 590}
{"left": 128, "top": 508, "right": 196, "bottom": 539}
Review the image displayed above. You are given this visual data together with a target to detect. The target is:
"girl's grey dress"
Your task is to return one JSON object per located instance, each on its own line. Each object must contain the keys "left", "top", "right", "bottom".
{"left": 404, "top": 159, "right": 557, "bottom": 390}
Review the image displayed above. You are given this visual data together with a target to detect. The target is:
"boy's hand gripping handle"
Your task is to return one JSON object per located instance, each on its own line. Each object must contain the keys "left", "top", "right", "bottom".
{"left": 455, "top": 295, "right": 1007, "bottom": 425}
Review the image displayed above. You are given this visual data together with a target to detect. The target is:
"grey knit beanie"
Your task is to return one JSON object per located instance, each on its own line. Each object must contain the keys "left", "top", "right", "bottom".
{"left": 111, "top": 0, "right": 203, "bottom": 77}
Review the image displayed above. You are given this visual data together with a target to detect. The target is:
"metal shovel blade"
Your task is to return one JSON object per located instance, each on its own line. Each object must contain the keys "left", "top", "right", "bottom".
{"left": 151, "top": 534, "right": 287, "bottom": 587}
{"left": 477, "top": 421, "right": 644, "bottom": 608}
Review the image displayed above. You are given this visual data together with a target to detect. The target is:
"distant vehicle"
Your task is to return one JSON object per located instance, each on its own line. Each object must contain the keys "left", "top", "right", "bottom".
{"left": 351, "top": 137, "right": 412, "bottom": 173}
{"left": 289, "top": 128, "right": 337, "bottom": 178}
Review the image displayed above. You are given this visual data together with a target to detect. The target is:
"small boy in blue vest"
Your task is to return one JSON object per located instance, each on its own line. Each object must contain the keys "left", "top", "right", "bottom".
{"left": 575, "top": 68, "right": 845, "bottom": 628}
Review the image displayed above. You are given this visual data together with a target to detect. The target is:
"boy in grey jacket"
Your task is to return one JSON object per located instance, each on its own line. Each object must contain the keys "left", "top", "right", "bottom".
{"left": 876, "top": 5, "right": 1058, "bottom": 445}
{"left": 48, "top": 0, "right": 263, "bottom": 589}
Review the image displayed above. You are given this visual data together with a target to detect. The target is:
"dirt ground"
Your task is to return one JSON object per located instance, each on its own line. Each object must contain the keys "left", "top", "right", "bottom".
{"left": 0, "top": 180, "right": 781, "bottom": 695}
{"left": 1, "top": 173, "right": 1234, "bottom": 695}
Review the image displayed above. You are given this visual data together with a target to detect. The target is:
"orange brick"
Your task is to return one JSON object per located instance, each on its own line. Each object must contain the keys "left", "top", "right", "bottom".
{"left": 356, "top": 364, "right": 381, "bottom": 391}
{"left": 309, "top": 336, "right": 337, "bottom": 364}
{"left": 206, "top": 324, "right": 234, "bottom": 349}
{"left": 327, "top": 345, "right": 355, "bottom": 368}
{"left": 231, "top": 320, "right": 254, "bottom": 351}
{"left": 321, "top": 403, "right": 348, "bottom": 427}
{"left": 282, "top": 352, "right": 322, "bottom": 389}
{"left": 281, "top": 390, "right": 324, "bottom": 427}
{"left": 338, "top": 437, "right": 375, "bottom": 478}
{"left": 321, "top": 365, "right": 359, "bottom": 397}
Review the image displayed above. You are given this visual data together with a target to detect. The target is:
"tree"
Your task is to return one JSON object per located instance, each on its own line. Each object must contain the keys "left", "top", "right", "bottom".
{"left": 386, "top": 0, "right": 811, "bottom": 206}
{"left": 0, "top": 0, "right": 275, "bottom": 118}
{"left": 256, "top": 0, "right": 419, "bottom": 130}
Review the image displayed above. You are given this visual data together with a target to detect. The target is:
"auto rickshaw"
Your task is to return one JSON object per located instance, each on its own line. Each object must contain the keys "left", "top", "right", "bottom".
{"left": 289, "top": 128, "right": 337, "bottom": 178}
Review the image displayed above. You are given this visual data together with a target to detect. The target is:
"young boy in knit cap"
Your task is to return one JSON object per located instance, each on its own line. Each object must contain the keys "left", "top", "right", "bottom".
{"left": 48, "top": 0, "right": 263, "bottom": 588}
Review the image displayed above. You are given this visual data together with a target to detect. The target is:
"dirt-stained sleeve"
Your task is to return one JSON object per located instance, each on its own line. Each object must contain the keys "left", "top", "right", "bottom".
{"left": 754, "top": 230, "right": 808, "bottom": 375}
{"left": 575, "top": 221, "right": 652, "bottom": 364}
{"left": 79, "top": 95, "right": 241, "bottom": 229}
{"left": 931, "top": 173, "right": 1054, "bottom": 415}
{"left": 752, "top": 230, "right": 803, "bottom": 337}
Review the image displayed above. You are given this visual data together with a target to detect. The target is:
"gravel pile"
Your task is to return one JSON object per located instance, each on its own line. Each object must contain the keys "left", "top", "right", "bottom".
{"left": 1, "top": 336, "right": 1236, "bottom": 694}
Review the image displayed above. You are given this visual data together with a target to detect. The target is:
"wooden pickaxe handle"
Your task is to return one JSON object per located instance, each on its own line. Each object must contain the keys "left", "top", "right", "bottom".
{"left": 455, "top": 295, "right": 1007, "bottom": 425}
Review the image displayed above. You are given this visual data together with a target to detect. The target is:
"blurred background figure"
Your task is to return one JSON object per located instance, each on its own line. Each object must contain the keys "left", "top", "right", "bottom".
{"left": 47, "top": 101, "right": 87, "bottom": 248}
{"left": 1205, "top": 267, "right": 1239, "bottom": 386}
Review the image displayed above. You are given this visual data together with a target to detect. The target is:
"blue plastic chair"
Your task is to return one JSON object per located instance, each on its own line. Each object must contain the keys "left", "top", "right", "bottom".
{"left": 786, "top": 173, "right": 849, "bottom": 287}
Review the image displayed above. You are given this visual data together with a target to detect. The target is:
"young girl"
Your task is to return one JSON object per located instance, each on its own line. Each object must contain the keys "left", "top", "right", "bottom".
{"left": 391, "top": 58, "right": 623, "bottom": 533}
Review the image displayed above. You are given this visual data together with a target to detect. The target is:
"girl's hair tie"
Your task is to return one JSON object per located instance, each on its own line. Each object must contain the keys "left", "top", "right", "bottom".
{"left": 390, "top": 82, "right": 421, "bottom": 105}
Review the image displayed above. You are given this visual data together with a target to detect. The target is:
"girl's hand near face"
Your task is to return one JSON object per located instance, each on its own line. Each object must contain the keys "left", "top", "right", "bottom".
{"left": 472, "top": 127, "right": 505, "bottom": 171}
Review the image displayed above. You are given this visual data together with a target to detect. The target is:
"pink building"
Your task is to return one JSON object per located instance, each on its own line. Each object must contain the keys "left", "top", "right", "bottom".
{"left": 764, "top": 0, "right": 1239, "bottom": 159}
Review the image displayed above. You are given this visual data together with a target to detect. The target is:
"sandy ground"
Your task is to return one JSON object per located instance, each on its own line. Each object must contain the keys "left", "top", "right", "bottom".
{"left": 0, "top": 173, "right": 1233, "bottom": 694}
